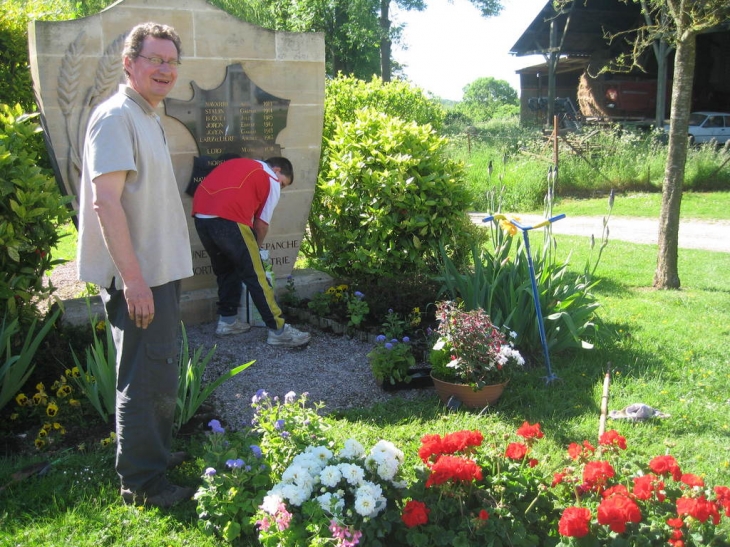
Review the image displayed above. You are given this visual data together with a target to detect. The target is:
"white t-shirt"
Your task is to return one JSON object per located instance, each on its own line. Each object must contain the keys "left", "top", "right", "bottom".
{"left": 77, "top": 85, "right": 193, "bottom": 288}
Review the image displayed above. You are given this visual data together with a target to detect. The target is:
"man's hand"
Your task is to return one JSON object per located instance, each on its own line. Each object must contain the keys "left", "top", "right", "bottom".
{"left": 123, "top": 279, "right": 155, "bottom": 329}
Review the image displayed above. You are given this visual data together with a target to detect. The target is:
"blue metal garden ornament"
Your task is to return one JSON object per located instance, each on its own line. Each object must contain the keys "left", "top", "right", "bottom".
{"left": 482, "top": 213, "right": 566, "bottom": 384}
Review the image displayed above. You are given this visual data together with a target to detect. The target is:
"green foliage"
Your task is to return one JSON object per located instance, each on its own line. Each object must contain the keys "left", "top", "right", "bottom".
{"left": 307, "top": 291, "right": 332, "bottom": 317}
{"left": 208, "top": 0, "right": 382, "bottom": 79}
{"left": 455, "top": 123, "right": 730, "bottom": 213}
{"left": 322, "top": 74, "right": 446, "bottom": 140}
{"left": 456, "top": 76, "right": 519, "bottom": 123}
{"left": 0, "top": 104, "right": 73, "bottom": 324}
{"left": 306, "top": 75, "right": 449, "bottom": 262}
{"left": 69, "top": 313, "right": 116, "bottom": 424}
{"left": 437, "top": 217, "right": 601, "bottom": 359}
{"left": 0, "top": 308, "right": 59, "bottom": 412}
{"left": 0, "top": 0, "right": 111, "bottom": 110}
{"left": 196, "top": 420, "right": 273, "bottom": 543}
{"left": 345, "top": 290, "right": 369, "bottom": 328}
{"left": 314, "top": 108, "right": 473, "bottom": 281}
{"left": 175, "top": 323, "right": 254, "bottom": 434}
{"left": 367, "top": 334, "right": 416, "bottom": 385}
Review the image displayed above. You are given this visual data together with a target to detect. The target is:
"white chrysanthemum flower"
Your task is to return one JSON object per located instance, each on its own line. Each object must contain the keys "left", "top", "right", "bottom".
{"left": 281, "top": 463, "right": 313, "bottom": 485}
{"left": 338, "top": 463, "right": 365, "bottom": 486}
{"left": 498, "top": 344, "right": 525, "bottom": 366}
{"left": 338, "top": 438, "right": 365, "bottom": 459}
{"left": 354, "top": 492, "right": 376, "bottom": 517}
{"left": 260, "top": 493, "right": 283, "bottom": 515}
{"left": 376, "top": 458, "right": 400, "bottom": 481}
{"left": 291, "top": 452, "right": 325, "bottom": 475}
{"left": 354, "top": 481, "right": 384, "bottom": 517}
{"left": 281, "top": 482, "right": 312, "bottom": 506}
{"left": 371, "top": 439, "right": 404, "bottom": 462}
{"left": 305, "top": 445, "right": 334, "bottom": 465}
{"left": 320, "top": 465, "right": 342, "bottom": 487}
{"left": 357, "top": 481, "right": 382, "bottom": 501}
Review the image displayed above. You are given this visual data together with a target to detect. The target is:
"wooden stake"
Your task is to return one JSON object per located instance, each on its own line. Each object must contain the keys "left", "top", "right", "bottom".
{"left": 598, "top": 364, "right": 611, "bottom": 444}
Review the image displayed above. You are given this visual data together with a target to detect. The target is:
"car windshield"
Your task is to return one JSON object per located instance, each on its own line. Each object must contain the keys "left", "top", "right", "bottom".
{"left": 689, "top": 113, "right": 708, "bottom": 126}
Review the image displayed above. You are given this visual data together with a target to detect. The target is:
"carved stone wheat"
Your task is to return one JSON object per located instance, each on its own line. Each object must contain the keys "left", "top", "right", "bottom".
{"left": 58, "top": 32, "right": 125, "bottom": 198}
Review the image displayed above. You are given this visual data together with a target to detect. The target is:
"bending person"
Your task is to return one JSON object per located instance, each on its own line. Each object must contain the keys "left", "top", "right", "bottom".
{"left": 192, "top": 156, "right": 310, "bottom": 347}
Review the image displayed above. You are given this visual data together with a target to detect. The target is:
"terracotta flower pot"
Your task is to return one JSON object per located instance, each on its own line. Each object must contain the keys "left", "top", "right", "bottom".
{"left": 430, "top": 373, "right": 508, "bottom": 409}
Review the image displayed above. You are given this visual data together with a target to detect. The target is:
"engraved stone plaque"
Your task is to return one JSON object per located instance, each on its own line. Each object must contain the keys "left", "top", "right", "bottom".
{"left": 165, "top": 63, "right": 290, "bottom": 160}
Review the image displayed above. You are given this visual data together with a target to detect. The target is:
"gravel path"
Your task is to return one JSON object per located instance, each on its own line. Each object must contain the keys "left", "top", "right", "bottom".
{"left": 183, "top": 321, "right": 433, "bottom": 429}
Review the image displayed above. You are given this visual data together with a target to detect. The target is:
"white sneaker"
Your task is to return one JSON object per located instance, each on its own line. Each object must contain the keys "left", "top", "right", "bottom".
{"left": 215, "top": 317, "right": 251, "bottom": 337}
{"left": 267, "top": 324, "right": 311, "bottom": 347}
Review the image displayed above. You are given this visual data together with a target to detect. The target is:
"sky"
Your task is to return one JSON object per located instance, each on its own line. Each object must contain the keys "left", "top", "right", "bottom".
{"left": 392, "top": 0, "right": 548, "bottom": 101}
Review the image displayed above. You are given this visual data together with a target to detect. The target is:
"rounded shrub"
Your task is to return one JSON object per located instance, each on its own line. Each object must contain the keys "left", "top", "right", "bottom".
{"left": 315, "top": 108, "right": 472, "bottom": 281}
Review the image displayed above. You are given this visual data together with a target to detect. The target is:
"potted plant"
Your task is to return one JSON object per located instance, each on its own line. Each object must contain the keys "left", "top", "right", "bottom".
{"left": 367, "top": 334, "right": 418, "bottom": 389}
{"left": 429, "top": 300, "right": 525, "bottom": 408}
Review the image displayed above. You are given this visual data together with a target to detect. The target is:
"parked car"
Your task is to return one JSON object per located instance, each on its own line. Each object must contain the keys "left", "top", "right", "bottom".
{"left": 664, "top": 112, "right": 730, "bottom": 144}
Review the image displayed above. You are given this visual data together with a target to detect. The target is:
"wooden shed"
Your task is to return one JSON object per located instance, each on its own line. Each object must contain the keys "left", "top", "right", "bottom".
{"left": 510, "top": 0, "right": 730, "bottom": 127}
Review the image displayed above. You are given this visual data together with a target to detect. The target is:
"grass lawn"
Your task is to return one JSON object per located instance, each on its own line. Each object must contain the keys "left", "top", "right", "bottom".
{"left": 6, "top": 196, "right": 730, "bottom": 545}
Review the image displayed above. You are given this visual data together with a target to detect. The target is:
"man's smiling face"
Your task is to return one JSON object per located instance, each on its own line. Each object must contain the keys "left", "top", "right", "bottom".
{"left": 124, "top": 36, "right": 179, "bottom": 107}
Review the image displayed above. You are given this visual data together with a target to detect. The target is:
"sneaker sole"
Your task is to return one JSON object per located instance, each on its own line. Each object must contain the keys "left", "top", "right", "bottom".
{"left": 215, "top": 326, "right": 252, "bottom": 337}
{"left": 267, "top": 337, "right": 311, "bottom": 347}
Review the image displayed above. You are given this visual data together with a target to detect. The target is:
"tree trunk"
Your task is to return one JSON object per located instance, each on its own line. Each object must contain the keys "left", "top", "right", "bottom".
{"left": 654, "top": 33, "right": 696, "bottom": 289}
{"left": 380, "top": 0, "right": 391, "bottom": 82}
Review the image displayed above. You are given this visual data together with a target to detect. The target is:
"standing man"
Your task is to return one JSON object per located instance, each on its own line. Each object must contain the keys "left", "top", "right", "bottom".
{"left": 192, "top": 157, "right": 310, "bottom": 347}
{"left": 77, "top": 22, "right": 194, "bottom": 508}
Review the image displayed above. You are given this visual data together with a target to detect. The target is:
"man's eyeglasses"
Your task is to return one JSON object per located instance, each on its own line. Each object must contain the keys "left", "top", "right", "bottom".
{"left": 137, "top": 54, "right": 181, "bottom": 68}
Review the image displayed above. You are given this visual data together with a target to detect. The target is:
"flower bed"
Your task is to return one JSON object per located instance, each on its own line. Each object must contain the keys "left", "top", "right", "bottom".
{"left": 194, "top": 391, "right": 730, "bottom": 546}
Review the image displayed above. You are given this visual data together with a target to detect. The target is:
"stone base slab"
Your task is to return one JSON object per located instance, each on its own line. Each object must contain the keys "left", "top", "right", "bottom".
{"left": 59, "top": 268, "right": 334, "bottom": 328}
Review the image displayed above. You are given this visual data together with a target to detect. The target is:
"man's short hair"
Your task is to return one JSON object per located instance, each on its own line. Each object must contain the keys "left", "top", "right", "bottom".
{"left": 265, "top": 157, "right": 294, "bottom": 185}
{"left": 123, "top": 22, "right": 182, "bottom": 62}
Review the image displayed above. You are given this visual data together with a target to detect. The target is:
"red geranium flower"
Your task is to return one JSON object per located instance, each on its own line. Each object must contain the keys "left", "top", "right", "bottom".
{"left": 714, "top": 485, "right": 730, "bottom": 516}
{"left": 602, "top": 484, "right": 630, "bottom": 499}
{"left": 676, "top": 495, "right": 721, "bottom": 525}
{"left": 567, "top": 440, "right": 596, "bottom": 461}
{"left": 558, "top": 506, "right": 592, "bottom": 538}
{"left": 552, "top": 471, "right": 567, "bottom": 487}
{"left": 516, "top": 421, "right": 544, "bottom": 440}
{"left": 632, "top": 473, "right": 665, "bottom": 502}
{"left": 478, "top": 509, "right": 489, "bottom": 521}
{"left": 666, "top": 517, "right": 684, "bottom": 529}
{"left": 505, "top": 442, "right": 528, "bottom": 461}
{"left": 597, "top": 494, "right": 642, "bottom": 533}
{"left": 583, "top": 460, "right": 615, "bottom": 491}
{"left": 598, "top": 429, "right": 627, "bottom": 450}
{"left": 649, "top": 454, "right": 682, "bottom": 481}
{"left": 418, "top": 430, "right": 483, "bottom": 464}
{"left": 401, "top": 500, "right": 430, "bottom": 528}
{"left": 680, "top": 473, "right": 704, "bottom": 488}
{"left": 426, "top": 455, "right": 482, "bottom": 487}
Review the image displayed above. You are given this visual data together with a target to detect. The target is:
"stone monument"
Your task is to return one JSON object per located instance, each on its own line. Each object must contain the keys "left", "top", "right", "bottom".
{"left": 28, "top": 0, "right": 327, "bottom": 323}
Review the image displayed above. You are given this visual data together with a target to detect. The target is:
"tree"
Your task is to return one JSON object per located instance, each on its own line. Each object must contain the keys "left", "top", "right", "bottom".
{"left": 643, "top": 0, "right": 730, "bottom": 289}
{"left": 459, "top": 76, "right": 518, "bottom": 121}
{"left": 588, "top": 0, "right": 730, "bottom": 289}
{"left": 210, "top": 0, "right": 382, "bottom": 79}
